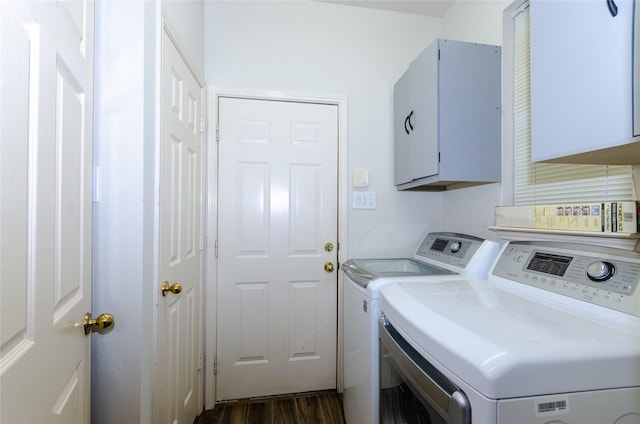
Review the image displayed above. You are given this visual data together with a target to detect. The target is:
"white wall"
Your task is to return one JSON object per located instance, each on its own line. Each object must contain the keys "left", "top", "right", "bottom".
{"left": 443, "top": 0, "right": 510, "bottom": 45}
{"left": 93, "top": 3, "right": 149, "bottom": 423}
{"left": 440, "top": 0, "right": 512, "bottom": 241}
{"left": 162, "top": 0, "right": 205, "bottom": 72}
{"left": 92, "top": 1, "right": 205, "bottom": 423}
{"left": 204, "top": 1, "right": 447, "bottom": 258}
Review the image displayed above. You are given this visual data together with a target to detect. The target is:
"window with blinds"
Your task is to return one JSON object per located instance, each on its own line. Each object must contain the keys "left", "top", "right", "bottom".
{"left": 512, "top": 4, "right": 635, "bottom": 205}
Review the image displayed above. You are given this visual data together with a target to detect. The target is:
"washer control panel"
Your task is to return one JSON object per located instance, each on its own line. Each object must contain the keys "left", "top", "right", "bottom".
{"left": 492, "top": 241, "right": 640, "bottom": 317}
{"left": 415, "top": 232, "right": 499, "bottom": 277}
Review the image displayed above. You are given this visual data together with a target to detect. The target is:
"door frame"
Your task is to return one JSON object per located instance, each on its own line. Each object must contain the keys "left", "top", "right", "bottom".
{"left": 205, "top": 88, "right": 348, "bottom": 409}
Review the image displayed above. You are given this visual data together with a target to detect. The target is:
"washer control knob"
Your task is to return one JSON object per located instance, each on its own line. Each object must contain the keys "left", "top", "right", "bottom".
{"left": 450, "top": 241, "right": 462, "bottom": 253}
{"left": 586, "top": 261, "right": 615, "bottom": 282}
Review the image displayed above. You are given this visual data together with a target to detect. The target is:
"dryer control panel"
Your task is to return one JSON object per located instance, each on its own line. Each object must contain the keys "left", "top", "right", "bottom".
{"left": 492, "top": 241, "right": 640, "bottom": 317}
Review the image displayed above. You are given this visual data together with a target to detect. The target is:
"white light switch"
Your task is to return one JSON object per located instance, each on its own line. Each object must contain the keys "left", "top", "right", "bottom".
{"left": 353, "top": 191, "right": 376, "bottom": 209}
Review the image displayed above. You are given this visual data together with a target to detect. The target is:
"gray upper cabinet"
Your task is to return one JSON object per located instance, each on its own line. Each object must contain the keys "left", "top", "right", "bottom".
{"left": 394, "top": 39, "right": 502, "bottom": 191}
{"left": 530, "top": 0, "right": 639, "bottom": 164}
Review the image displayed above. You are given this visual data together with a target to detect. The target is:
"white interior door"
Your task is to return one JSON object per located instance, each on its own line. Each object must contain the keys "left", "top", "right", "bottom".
{"left": 1, "top": 0, "right": 96, "bottom": 422}
{"left": 216, "top": 97, "right": 338, "bottom": 401}
{"left": 156, "top": 25, "right": 204, "bottom": 424}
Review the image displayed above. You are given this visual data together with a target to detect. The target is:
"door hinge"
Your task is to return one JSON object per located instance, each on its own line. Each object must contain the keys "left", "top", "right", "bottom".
{"left": 216, "top": 123, "right": 220, "bottom": 142}
{"left": 215, "top": 239, "right": 219, "bottom": 258}
{"left": 213, "top": 357, "right": 218, "bottom": 375}
{"left": 200, "top": 118, "right": 206, "bottom": 133}
{"left": 438, "top": 152, "right": 441, "bottom": 162}
{"left": 198, "top": 353, "right": 203, "bottom": 370}
{"left": 199, "top": 235, "right": 205, "bottom": 251}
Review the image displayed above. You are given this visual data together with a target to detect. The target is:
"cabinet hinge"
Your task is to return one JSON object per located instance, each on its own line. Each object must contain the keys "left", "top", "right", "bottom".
{"left": 199, "top": 235, "right": 205, "bottom": 251}
{"left": 216, "top": 123, "right": 220, "bottom": 142}
{"left": 213, "top": 357, "right": 218, "bottom": 375}
{"left": 198, "top": 353, "right": 203, "bottom": 370}
{"left": 438, "top": 152, "right": 441, "bottom": 162}
{"left": 438, "top": 48, "right": 441, "bottom": 60}
{"left": 215, "top": 239, "right": 219, "bottom": 258}
{"left": 200, "top": 118, "right": 206, "bottom": 133}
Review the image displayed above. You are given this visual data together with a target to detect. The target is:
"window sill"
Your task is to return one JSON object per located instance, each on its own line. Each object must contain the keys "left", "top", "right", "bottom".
{"left": 489, "top": 226, "right": 640, "bottom": 251}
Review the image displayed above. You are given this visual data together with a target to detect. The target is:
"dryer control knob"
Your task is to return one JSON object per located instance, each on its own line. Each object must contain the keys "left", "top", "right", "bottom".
{"left": 450, "top": 241, "right": 462, "bottom": 253}
{"left": 586, "top": 261, "right": 615, "bottom": 282}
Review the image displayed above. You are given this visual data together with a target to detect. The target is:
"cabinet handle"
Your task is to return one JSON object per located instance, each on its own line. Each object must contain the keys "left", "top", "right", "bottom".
{"left": 404, "top": 110, "right": 414, "bottom": 134}
{"left": 607, "top": 0, "right": 618, "bottom": 17}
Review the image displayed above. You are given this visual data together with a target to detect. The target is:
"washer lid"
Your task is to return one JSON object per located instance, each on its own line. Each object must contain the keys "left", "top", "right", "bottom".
{"left": 381, "top": 278, "right": 640, "bottom": 399}
{"left": 341, "top": 258, "right": 454, "bottom": 288}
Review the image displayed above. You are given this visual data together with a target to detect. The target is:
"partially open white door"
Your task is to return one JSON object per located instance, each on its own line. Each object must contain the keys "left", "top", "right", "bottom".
{"left": 156, "top": 23, "right": 205, "bottom": 424}
{"left": 1, "top": 0, "right": 100, "bottom": 422}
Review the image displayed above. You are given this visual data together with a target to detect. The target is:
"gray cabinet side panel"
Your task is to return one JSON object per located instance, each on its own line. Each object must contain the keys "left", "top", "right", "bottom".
{"left": 438, "top": 40, "right": 501, "bottom": 182}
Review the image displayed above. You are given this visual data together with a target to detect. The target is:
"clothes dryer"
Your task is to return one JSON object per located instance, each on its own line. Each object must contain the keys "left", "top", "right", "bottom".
{"left": 380, "top": 241, "right": 640, "bottom": 423}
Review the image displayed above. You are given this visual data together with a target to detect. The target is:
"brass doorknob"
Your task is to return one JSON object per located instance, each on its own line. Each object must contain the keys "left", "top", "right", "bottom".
{"left": 83, "top": 313, "right": 115, "bottom": 335}
{"left": 324, "top": 262, "right": 335, "bottom": 273}
{"left": 161, "top": 281, "right": 182, "bottom": 297}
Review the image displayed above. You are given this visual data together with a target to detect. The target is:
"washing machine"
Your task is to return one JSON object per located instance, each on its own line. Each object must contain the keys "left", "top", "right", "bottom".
{"left": 342, "top": 232, "right": 500, "bottom": 424}
{"left": 380, "top": 240, "right": 640, "bottom": 423}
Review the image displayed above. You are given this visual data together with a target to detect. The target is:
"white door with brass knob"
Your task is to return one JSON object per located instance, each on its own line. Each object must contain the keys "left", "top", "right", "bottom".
{"left": 217, "top": 97, "right": 338, "bottom": 400}
{"left": 1, "top": 1, "right": 105, "bottom": 421}
{"left": 156, "top": 25, "right": 205, "bottom": 424}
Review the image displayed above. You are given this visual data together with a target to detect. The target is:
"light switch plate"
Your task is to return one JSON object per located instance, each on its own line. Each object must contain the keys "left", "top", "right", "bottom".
{"left": 353, "top": 191, "right": 376, "bottom": 209}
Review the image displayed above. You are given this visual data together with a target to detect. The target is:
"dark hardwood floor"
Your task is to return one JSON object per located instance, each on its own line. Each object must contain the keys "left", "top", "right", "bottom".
{"left": 195, "top": 391, "right": 345, "bottom": 424}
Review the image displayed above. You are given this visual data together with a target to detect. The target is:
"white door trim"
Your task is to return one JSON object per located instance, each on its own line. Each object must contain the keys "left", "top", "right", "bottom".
{"left": 205, "top": 88, "right": 348, "bottom": 409}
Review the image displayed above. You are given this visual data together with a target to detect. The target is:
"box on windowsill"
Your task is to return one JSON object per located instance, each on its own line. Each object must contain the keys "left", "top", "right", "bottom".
{"left": 494, "top": 202, "right": 640, "bottom": 234}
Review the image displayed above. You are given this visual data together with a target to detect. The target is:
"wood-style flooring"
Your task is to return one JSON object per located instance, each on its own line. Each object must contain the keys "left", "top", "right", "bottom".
{"left": 194, "top": 391, "right": 345, "bottom": 424}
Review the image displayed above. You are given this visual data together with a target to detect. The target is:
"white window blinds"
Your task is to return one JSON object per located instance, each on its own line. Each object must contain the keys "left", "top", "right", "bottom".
{"left": 512, "top": 5, "right": 635, "bottom": 205}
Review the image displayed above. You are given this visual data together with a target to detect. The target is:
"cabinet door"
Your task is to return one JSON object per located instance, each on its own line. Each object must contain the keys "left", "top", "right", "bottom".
{"left": 410, "top": 43, "right": 439, "bottom": 181}
{"left": 530, "top": 0, "right": 634, "bottom": 162}
{"left": 394, "top": 67, "right": 413, "bottom": 185}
